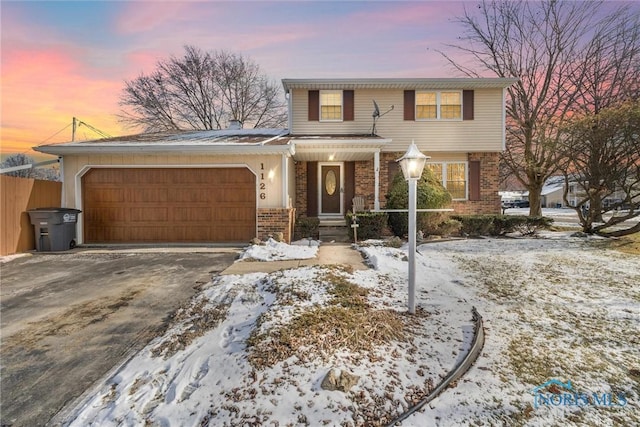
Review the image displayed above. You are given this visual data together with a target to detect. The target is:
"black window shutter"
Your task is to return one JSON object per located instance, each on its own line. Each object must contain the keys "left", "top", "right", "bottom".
{"left": 344, "top": 162, "right": 355, "bottom": 211}
{"left": 404, "top": 90, "right": 415, "bottom": 121}
{"left": 307, "top": 162, "right": 318, "bottom": 216}
{"left": 469, "top": 160, "right": 481, "bottom": 200}
{"left": 463, "top": 90, "right": 474, "bottom": 120}
{"left": 308, "top": 90, "right": 319, "bottom": 121}
{"left": 343, "top": 90, "right": 354, "bottom": 121}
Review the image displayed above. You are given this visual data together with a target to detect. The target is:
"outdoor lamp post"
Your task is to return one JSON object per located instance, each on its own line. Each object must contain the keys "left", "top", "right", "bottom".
{"left": 397, "top": 141, "right": 428, "bottom": 314}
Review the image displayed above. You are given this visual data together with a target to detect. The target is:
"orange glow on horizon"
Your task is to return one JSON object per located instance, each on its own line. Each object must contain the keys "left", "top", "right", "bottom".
{"left": 1, "top": 45, "right": 128, "bottom": 155}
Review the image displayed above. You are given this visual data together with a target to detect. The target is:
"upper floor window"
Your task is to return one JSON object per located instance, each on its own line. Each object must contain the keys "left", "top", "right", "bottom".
{"left": 320, "top": 90, "right": 342, "bottom": 121}
{"left": 416, "top": 91, "right": 462, "bottom": 120}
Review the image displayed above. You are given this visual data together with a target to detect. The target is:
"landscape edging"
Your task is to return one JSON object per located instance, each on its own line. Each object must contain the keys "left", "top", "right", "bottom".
{"left": 386, "top": 306, "right": 485, "bottom": 426}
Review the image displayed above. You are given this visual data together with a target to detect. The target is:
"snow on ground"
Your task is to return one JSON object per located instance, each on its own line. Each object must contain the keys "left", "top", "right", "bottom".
{"left": 506, "top": 207, "right": 640, "bottom": 230}
{"left": 66, "top": 234, "right": 639, "bottom": 426}
{"left": 240, "top": 238, "right": 319, "bottom": 261}
{"left": 0, "top": 253, "right": 30, "bottom": 263}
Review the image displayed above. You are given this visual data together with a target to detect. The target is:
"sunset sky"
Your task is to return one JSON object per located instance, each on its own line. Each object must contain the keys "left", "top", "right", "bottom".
{"left": 1, "top": 0, "right": 478, "bottom": 158}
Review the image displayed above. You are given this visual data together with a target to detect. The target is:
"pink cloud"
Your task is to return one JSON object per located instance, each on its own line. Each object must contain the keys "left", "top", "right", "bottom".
{"left": 113, "top": 1, "right": 198, "bottom": 34}
{"left": 351, "top": 2, "right": 463, "bottom": 27}
{"left": 1, "top": 45, "right": 126, "bottom": 154}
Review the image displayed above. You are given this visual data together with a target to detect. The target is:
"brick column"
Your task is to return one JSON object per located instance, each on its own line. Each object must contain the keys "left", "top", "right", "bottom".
{"left": 257, "top": 208, "right": 296, "bottom": 242}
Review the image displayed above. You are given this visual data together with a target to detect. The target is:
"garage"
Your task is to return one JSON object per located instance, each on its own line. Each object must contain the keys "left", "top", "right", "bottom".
{"left": 82, "top": 167, "right": 256, "bottom": 243}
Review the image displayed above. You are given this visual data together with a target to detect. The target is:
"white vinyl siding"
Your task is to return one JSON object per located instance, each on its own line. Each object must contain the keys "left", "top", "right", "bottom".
{"left": 290, "top": 88, "right": 505, "bottom": 152}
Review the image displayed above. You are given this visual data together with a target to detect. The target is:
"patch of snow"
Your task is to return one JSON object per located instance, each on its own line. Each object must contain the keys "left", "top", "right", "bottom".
{"left": 240, "top": 238, "right": 318, "bottom": 261}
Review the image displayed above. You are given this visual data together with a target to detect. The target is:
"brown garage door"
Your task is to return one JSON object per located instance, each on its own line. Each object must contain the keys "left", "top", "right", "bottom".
{"left": 82, "top": 168, "right": 256, "bottom": 243}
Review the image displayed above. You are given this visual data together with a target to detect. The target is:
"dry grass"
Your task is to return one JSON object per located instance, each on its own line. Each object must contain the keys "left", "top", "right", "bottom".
{"left": 247, "top": 267, "right": 409, "bottom": 369}
{"left": 605, "top": 232, "right": 640, "bottom": 255}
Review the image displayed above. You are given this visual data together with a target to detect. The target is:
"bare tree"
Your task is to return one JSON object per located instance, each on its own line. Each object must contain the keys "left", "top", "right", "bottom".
{"left": 119, "top": 46, "right": 287, "bottom": 131}
{"left": 560, "top": 102, "right": 640, "bottom": 236}
{"left": 1, "top": 153, "right": 60, "bottom": 181}
{"left": 564, "top": 7, "right": 640, "bottom": 220}
{"left": 440, "top": 0, "right": 640, "bottom": 216}
{"left": 1, "top": 154, "right": 35, "bottom": 178}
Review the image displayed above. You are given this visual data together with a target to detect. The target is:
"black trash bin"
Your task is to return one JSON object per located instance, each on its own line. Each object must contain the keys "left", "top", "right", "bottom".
{"left": 27, "top": 208, "right": 81, "bottom": 251}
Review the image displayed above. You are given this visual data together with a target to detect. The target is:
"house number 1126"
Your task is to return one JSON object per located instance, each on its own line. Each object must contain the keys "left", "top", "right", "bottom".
{"left": 259, "top": 163, "right": 266, "bottom": 200}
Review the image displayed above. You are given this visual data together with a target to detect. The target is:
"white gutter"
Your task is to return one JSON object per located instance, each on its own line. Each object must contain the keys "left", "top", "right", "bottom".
{"left": 34, "top": 144, "right": 294, "bottom": 156}
{"left": 282, "top": 77, "right": 519, "bottom": 91}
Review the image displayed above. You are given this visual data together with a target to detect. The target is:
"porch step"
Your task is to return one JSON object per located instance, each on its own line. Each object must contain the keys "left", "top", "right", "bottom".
{"left": 319, "top": 224, "right": 351, "bottom": 243}
{"left": 318, "top": 218, "right": 346, "bottom": 227}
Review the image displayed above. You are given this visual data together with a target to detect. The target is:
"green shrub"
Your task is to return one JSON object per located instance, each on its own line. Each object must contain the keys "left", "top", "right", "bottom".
{"left": 491, "top": 216, "right": 528, "bottom": 236}
{"left": 452, "top": 215, "right": 495, "bottom": 236}
{"left": 294, "top": 216, "right": 320, "bottom": 240}
{"left": 345, "top": 212, "right": 388, "bottom": 240}
{"left": 385, "top": 168, "right": 452, "bottom": 237}
{"left": 452, "top": 215, "right": 554, "bottom": 236}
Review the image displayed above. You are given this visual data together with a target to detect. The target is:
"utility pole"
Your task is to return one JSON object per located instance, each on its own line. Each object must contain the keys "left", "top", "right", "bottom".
{"left": 72, "top": 117, "right": 77, "bottom": 142}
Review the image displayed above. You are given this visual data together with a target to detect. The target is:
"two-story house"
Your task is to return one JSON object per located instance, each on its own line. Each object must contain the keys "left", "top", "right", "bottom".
{"left": 35, "top": 77, "right": 516, "bottom": 245}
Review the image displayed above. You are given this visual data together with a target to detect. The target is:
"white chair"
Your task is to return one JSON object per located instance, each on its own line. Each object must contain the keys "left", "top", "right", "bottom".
{"left": 352, "top": 196, "right": 366, "bottom": 213}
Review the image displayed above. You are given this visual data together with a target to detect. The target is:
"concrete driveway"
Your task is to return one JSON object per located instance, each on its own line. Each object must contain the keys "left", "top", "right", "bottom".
{"left": 0, "top": 248, "right": 239, "bottom": 427}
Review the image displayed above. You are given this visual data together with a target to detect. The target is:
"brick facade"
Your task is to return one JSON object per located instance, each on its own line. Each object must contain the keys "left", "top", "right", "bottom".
{"left": 354, "top": 160, "right": 375, "bottom": 209}
{"left": 380, "top": 151, "right": 500, "bottom": 214}
{"left": 293, "top": 152, "right": 500, "bottom": 219}
{"left": 257, "top": 208, "right": 296, "bottom": 243}
{"left": 295, "top": 161, "right": 308, "bottom": 217}
{"left": 451, "top": 152, "right": 501, "bottom": 214}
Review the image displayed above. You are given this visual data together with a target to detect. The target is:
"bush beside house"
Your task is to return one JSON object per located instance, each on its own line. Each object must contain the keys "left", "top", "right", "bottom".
{"left": 385, "top": 168, "right": 452, "bottom": 237}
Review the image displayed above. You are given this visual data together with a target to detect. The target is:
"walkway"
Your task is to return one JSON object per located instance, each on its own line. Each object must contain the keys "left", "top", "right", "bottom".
{"left": 221, "top": 243, "right": 369, "bottom": 275}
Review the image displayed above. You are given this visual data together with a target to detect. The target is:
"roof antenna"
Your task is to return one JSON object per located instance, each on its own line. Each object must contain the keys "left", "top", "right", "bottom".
{"left": 371, "top": 100, "right": 393, "bottom": 135}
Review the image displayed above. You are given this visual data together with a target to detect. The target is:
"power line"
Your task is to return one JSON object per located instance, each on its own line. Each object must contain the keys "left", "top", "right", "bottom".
{"left": 77, "top": 120, "right": 112, "bottom": 139}
{"left": 37, "top": 123, "right": 72, "bottom": 145}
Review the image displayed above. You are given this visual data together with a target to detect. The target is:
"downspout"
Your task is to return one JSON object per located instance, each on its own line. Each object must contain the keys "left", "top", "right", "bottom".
{"left": 374, "top": 150, "right": 380, "bottom": 210}
{"left": 59, "top": 156, "right": 65, "bottom": 206}
{"left": 286, "top": 91, "right": 292, "bottom": 133}
{"left": 282, "top": 154, "right": 287, "bottom": 208}
{"left": 502, "top": 87, "right": 507, "bottom": 151}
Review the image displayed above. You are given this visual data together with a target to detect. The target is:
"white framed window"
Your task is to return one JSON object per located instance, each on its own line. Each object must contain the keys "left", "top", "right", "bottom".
{"left": 416, "top": 91, "right": 462, "bottom": 120}
{"left": 427, "top": 162, "right": 467, "bottom": 199}
{"left": 320, "top": 90, "right": 343, "bottom": 121}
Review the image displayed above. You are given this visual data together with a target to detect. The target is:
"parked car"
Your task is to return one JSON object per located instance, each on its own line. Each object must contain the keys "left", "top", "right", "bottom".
{"left": 501, "top": 201, "right": 514, "bottom": 209}
{"left": 513, "top": 200, "right": 530, "bottom": 208}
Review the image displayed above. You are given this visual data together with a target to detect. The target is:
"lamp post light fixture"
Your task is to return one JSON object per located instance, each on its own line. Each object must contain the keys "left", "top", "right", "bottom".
{"left": 397, "top": 141, "right": 429, "bottom": 314}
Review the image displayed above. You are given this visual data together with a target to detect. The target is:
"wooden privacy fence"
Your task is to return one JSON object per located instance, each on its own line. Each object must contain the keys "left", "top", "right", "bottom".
{"left": 1, "top": 175, "right": 62, "bottom": 255}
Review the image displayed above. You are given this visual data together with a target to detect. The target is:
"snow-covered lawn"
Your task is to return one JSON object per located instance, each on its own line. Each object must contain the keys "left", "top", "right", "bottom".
{"left": 66, "top": 235, "right": 639, "bottom": 426}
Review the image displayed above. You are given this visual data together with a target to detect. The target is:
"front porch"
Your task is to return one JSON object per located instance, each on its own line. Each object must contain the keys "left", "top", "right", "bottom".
{"left": 292, "top": 135, "right": 390, "bottom": 221}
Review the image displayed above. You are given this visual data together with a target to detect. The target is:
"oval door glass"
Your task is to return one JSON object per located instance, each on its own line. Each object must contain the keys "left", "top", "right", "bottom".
{"left": 325, "top": 170, "right": 337, "bottom": 195}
